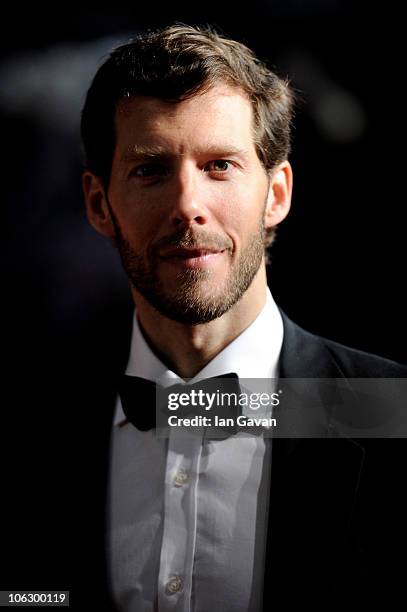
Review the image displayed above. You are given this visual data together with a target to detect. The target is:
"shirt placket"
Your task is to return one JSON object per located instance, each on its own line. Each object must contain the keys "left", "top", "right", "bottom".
{"left": 157, "top": 426, "right": 203, "bottom": 611}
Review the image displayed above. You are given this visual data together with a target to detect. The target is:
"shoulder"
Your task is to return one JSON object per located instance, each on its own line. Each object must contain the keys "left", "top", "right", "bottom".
{"left": 279, "top": 310, "right": 407, "bottom": 378}
{"left": 320, "top": 335, "right": 407, "bottom": 377}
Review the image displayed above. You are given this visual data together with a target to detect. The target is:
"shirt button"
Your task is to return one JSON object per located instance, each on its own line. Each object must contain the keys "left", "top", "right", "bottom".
{"left": 173, "top": 470, "right": 188, "bottom": 487}
{"left": 165, "top": 575, "right": 183, "bottom": 595}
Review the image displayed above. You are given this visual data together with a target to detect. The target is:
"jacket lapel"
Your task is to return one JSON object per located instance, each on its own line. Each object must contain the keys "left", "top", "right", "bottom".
{"left": 262, "top": 312, "right": 365, "bottom": 605}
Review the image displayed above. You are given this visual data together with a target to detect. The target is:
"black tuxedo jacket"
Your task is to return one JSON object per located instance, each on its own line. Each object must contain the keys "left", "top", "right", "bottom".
{"left": 2, "top": 302, "right": 406, "bottom": 610}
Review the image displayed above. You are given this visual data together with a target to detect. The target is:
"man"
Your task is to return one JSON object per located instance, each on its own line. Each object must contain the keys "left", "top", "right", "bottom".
{"left": 80, "top": 25, "right": 406, "bottom": 611}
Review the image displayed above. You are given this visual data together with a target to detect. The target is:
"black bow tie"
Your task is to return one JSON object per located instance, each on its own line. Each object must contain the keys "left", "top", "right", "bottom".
{"left": 118, "top": 373, "right": 241, "bottom": 435}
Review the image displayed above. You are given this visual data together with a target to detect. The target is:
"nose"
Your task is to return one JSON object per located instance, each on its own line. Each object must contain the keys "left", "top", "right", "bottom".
{"left": 168, "top": 163, "right": 209, "bottom": 228}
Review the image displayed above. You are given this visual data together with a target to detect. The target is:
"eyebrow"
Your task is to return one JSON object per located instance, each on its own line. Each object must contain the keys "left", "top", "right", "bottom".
{"left": 120, "top": 144, "right": 249, "bottom": 162}
{"left": 121, "top": 145, "right": 170, "bottom": 161}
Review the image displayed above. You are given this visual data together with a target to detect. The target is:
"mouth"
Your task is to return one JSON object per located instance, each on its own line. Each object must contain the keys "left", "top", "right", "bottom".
{"left": 159, "top": 248, "right": 227, "bottom": 269}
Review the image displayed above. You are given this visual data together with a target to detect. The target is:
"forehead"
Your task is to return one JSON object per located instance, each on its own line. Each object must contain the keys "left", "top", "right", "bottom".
{"left": 113, "top": 85, "right": 256, "bottom": 155}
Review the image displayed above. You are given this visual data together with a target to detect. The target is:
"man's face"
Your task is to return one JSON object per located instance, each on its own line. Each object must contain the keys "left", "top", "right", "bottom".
{"left": 106, "top": 85, "right": 273, "bottom": 325}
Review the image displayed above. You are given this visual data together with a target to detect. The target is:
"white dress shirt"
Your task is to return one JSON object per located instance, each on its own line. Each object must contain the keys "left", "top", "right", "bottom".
{"left": 108, "top": 288, "right": 284, "bottom": 611}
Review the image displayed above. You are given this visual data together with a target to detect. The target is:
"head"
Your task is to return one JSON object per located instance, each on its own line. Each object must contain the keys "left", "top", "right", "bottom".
{"left": 82, "top": 25, "right": 294, "bottom": 325}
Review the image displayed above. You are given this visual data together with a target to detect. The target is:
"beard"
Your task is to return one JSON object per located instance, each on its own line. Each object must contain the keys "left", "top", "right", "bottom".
{"left": 109, "top": 206, "right": 266, "bottom": 325}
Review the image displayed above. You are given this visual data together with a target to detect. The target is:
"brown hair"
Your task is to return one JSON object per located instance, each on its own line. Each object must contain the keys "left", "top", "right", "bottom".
{"left": 81, "top": 24, "right": 295, "bottom": 248}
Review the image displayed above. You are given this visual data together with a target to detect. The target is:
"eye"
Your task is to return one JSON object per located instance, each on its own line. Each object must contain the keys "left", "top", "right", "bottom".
{"left": 204, "top": 160, "right": 233, "bottom": 173}
{"left": 129, "top": 163, "right": 168, "bottom": 179}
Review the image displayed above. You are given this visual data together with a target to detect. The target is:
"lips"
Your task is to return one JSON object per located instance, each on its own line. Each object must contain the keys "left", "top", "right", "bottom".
{"left": 159, "top": 247, "right": 227, "bottom": 269}
{"left": 160, "top": 247, "right": 225, "bottom": 260}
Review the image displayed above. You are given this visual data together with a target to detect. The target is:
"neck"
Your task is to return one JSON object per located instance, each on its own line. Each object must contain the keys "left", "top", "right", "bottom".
{"left": 132, "top": 266, "right": 268, "bottom": 379}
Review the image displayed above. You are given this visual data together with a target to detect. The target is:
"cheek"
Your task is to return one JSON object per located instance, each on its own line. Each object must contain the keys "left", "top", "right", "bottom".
{"left": 112, "top": 209, "right": 155, "bottom": 256}
{"left": 114, "top": 192, "right": 162, "bottom": 238}
{"left": 219, "top": 187, "right": 266, "bottom": 233}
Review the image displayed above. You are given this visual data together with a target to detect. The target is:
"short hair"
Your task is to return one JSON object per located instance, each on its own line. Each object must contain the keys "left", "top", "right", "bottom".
{"left": 81, "top": 24, "right": 295, "bottom": 248}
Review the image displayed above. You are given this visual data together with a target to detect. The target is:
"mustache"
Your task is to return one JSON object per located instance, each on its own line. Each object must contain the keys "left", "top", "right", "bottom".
{"left": 152, "top": 228, "right": 233, "bottom": 255}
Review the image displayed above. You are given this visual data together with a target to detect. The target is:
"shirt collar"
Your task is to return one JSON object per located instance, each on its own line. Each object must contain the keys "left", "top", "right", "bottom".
{"left": 114, "top": 288, "right": 283, "bottom": 425}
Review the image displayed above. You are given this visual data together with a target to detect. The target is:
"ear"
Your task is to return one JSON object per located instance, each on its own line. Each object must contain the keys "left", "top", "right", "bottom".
{"left": 264, "top": 161, "right": 293, "bottom": 230}
{"left": 82, "top": 171, "right": 115, "bottom": 239}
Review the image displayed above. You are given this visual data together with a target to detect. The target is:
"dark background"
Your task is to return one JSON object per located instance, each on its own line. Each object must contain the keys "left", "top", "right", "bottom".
{"left": 2, "top": 0, "right": 406, "bottom": 364}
